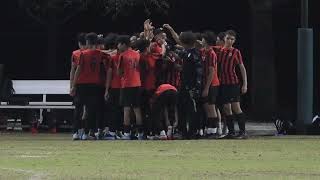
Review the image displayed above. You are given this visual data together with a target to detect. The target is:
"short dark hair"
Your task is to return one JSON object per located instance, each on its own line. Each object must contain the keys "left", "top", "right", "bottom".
{"left": 194, "top": 32, "right": 202, "bottom": 41}
{"left": 135, "top": 39, "right": 150, "bottom": 52}
{"left": 202, "top": 31, "right": 217, "bottom": 46}
{"left": 85, "top": 32, "right": 98, "bottom": 45}
{"left": 153, "top": 28, "right": 164, "bottom": 37}
{"left": 116, "top": 35, "right": 131, "bottom": 46}
{"left": 104, "top": 33, "right": 118, "bottom": 49}
{"left": 179, "top": 31, "right": 196, "bottom": 46}
{"left": 217, "top": 32, "right": 226, "bottom": 41}
{"left": 77, "top": 33, "right": 86, "bottom": 45}
{"left": 225, "top": 30, "right": 237, "bottom": 38}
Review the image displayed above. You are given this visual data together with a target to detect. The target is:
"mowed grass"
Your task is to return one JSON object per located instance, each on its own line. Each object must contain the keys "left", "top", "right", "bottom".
{"left": 0, "top": 133, "right": 320, "bottom": 180}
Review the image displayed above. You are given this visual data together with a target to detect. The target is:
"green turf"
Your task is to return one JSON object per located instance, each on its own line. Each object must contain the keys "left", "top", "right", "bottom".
{"left": 0, "top": 133, "right": 320, "bottom": 180}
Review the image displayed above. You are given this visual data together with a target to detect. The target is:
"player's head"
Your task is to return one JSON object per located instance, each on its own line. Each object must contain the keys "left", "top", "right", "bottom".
{"left": 135, "top": 39, "right": 150, "bottom": 53}
{"left": 224, "top": 30, "right": 237, "bottom": 47}
{"left": 104, "top": 33, "right": 118, "bottom": 50}
{"left": 179, "top": 31, "right": 196, "bottom": 48}
{"left": 130, "top": 35, "right": 139, "bottom": 50}
{"left": 97, "top": 34, "right": 105, "bottom": 50}
{"left": 130, "top": 35, "right": 138, "bottom": 45}
{"left": 194, "top": 32, "right": 203, "bottom": 49}
{"left": 77, "top": 33, "right": 87, "bottom": 49}
{"left": 116, "top": 35, "right": 131, "bottom": 52}
{"left": 201, "top": 31, "right": 217, "bottom": 47}
{"left": 85, "top": 32, "right": 98, "bottom": 47}
{"left": 216, "top": 32, "right": 226, "bottom": 46}
{"left": 154, "top": 28, "right": 165, "bottom": 44}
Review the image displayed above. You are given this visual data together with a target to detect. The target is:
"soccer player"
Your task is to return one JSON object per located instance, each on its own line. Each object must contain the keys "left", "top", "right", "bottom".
{"left": 212, "top": 31, "right": 227, "bottom": 135}
{"left": 135, "top": 39, "right": 157, "bottom": 137}
{"left": 103, "top": 33, "right": 123, "bottom": 140}
{"left": 71, "top": 32, "right": 110, "bottom": 140}
{"left": 201, "top": 31, "right": 220, "bottom": 138}
{"left": 218, "top": 30, "right": 248, "bottom": 139}
{"left": 117, "top": 35, "right": 144, "bottom": 140}
{"left": 150, "top": 84, "right": 179, "bottom": 140}
{"left": 70, "top": 33, "right": 87, "bottom": 140}
{"left": 216, "top": 32, "right": 226, "bottom": 47}
{"left": 164, "top": 27, "right": 204, "bottom": 138}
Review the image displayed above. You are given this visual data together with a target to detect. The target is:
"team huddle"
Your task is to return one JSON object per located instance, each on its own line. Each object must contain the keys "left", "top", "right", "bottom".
{"left": 70, "top": 19, "right": 248, "bottom": 140}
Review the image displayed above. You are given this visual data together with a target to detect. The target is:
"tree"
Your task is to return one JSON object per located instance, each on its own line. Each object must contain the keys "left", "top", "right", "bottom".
{"left": 17, "top": 0, "right": 170, "bottom": 76}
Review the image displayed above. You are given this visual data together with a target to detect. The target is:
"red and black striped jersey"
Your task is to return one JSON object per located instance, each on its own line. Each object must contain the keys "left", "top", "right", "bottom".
{"left": 158, "top": 57, "right": 182, "bottom": 89}
{"left": 217, "top": 47, "right": 243, "bottom": 85}
{"left": 201, "top": 47, "right": 219, "bottom": 87}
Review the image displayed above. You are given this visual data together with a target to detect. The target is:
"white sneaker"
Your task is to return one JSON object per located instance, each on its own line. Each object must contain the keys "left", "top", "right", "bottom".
{"left": 121, "top": 133, "right": 131, "bottom": 140}
{"left": 72, "top": 133, "right": 80, "bottom": 140}
{"left": 95, "top": 129, "right": 103, "bottom": 140}
{"left": 104, "top": 132, "right": 116, "bottom": 140}
{"left": 78, "top": 129, "right": 84, "bottom": 139}
{"left": 199, "top": 129, "right": 204, "bottom": 136}
{"left": 81, "top": 134, "right": 88, "bottom": 140}
{"left": 159, "top": 130, "right": 167, "bottom": 140}
{"left": 137, "top": 133, "right": 144, "bottom": 140}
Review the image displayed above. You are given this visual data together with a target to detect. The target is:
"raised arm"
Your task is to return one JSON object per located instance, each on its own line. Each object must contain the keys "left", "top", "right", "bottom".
{"left": 163, "top": 24, "right": 182, "bottom": 46}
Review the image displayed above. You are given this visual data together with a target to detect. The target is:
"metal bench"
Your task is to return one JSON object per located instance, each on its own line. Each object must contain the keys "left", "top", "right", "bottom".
{"left": 0, "top": 80, "right": 74, "bottom": 121}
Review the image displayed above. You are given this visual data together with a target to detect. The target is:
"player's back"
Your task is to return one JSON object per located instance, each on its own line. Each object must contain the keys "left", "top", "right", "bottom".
{"left": 77, "top": 49, "right": 105, "bottom": 85}
{"left": 120, "top": 49, "right": 141, "bottom": 88}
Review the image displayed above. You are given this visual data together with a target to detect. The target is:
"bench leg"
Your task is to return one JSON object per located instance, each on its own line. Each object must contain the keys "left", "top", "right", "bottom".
{"left": 39, "top": 109, "right": 43, "bottom": 123}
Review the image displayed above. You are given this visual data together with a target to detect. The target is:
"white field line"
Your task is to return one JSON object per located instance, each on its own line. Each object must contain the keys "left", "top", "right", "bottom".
{"left": 1, "top": 167, "right": 48, "bottom": 180}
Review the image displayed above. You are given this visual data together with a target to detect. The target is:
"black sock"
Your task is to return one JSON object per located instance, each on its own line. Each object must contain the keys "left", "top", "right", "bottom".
{"left": 236, "top": 113, "right": 246, "bottom": 132}
{"left": 226, "top": 115, "right": 235, "bottom": 134}
{"left": 207, "top": 117, "right": 214, "bottom": 128}
{"left": 213, "top": 117, "right": 219, "bottom": 129}
{"left": 136, "top": 124, "right": 144, "bottom": 134}
{"left": 124, "top": 125, "right": 131, "bottom": 133}
{"left": 207, "top": 117, "right": 218, "bottom": 129}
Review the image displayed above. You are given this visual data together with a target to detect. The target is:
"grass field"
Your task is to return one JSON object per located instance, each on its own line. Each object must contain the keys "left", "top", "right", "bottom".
{"left": 0, "top": 133, "right": 320, "bottom": 180}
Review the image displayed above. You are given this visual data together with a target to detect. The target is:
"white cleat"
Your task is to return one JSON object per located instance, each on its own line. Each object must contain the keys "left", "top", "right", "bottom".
{"left": 72, "top": 133, "right": 80, "bottom": 140}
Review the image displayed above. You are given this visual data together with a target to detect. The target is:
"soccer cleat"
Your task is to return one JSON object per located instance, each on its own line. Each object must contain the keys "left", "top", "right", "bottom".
{"left": 235, "top": 131, "right": 249, "bottom": 140}
{"left": 78, "top": 129, "right": 84, "bottom": 139}
{"left": 218, "top": 132, "right": 236, "bottom": 139}
{"left": 104, "top": 132, "right": 116, "bottom": 140}
{"left": 72, "top": 133, "right": 80, "bottom": 140}
{"left": 121, "top": 133, "right": 131, "bottom": 140}
{"left": 95, "top": 130, "right": 103, "bottom": 140}
{"left": 159, "top": 130, "right": 167, "bottom": 140}
{"left": 81, "top": 133, "right": 96, "bottom": 140}
{"left": 172, "top": 132, "right": 183, "bottom": 140}
{"left": 81, "top": 134, "right": 88, "bottom": 140}
{"left": 137, "top": 133, "right": 145, "bottom": 140}
{"left": 147, "top": 135, "right": 156, "bottom": 140}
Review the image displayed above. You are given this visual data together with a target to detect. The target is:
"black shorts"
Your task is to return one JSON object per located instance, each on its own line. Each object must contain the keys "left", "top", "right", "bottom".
{"left": 120, "top": 87, "right": 141, "bottom": 107}
{"left": 201, "top": 86, "right": 219, "bottom": 105}
{"left": 219, "top": 84, "right": 241, "bottom": 104}
{"left": 156, "top": 90, "right": 178, "bottom": 108}
{"left": 107, "top": 88, "right": 121, "bottom": 106}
